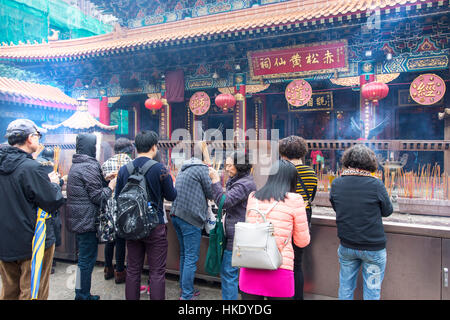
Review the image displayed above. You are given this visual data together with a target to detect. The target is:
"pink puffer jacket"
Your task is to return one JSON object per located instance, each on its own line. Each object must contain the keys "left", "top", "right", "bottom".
{"left": 245, "top": 192, "right": 310, "bottom": 271}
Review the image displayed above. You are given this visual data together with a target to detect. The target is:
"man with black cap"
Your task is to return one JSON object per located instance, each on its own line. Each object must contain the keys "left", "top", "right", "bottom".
{"left": 0, "top": 119, "right": 65, "bottom": 300}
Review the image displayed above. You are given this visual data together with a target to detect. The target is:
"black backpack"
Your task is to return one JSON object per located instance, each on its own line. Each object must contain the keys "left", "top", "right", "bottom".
{"left": 116, "top": 160, "right": 159, "bottom": 240}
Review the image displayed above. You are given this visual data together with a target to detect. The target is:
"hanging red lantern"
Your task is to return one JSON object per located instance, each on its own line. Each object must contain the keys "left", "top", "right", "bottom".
{"left": 215, "top": 93, "right": 236, "bottom": 112}
{"left": 361, "top": 82, "right": 389, "bottom": 106}
{"left": 145, "top": 98, "right": 163, "bottom": 114}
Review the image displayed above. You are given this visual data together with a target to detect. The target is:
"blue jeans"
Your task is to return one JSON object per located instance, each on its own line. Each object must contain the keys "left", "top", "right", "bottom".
{"left": 171, "top": 216, "right": 202, "bottom": 300}
{"left": 337, "top": 244, "right": 387, "bottom": 300}
{"left": 75, "top": 232, "right": 98, "bottom": 300}
{"left": 221, "top": 249, "right": 239, "bottom": 300}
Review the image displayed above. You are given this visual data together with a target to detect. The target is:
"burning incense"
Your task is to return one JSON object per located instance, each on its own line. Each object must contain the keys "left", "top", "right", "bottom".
{"left": 53, "top": 146, "right": 61, "bottom": 173}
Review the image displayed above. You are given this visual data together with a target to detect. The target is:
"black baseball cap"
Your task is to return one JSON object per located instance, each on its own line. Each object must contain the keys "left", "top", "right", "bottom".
{"left": 4, "top": 119, "right": 47, "bottom": 139}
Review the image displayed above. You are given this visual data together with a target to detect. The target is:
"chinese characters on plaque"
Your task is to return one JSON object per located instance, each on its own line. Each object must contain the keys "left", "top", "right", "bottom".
{"left": 189, "top": 91, "right": 211, "bottom": 116}
{"left": 285, "top": 79, "right": 313, "bottom": 107}
{"left": 248, "top": 40, "right": 348, "bottom": 80}
{"left": 409, "top": 74, "right": 446, "bottom": 105}
{"left": 288, "top": 91, "right": 333, "bottom": 112}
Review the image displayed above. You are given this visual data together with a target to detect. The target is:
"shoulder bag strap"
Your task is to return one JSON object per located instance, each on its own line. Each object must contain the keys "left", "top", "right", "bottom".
{"left": 216, "top": 194, "right": 226, "bottom": 223}
{"left": 247, "top": 193, "right": 279, "bottom": 223}
{"left": 141, "top": 159, "right": 158, "bottom": 175}
{"left": 298, "top": 175, "right": 312, "bottom": 207}
{"left": 125, "top": 162, "right": 134, "bottom": 175}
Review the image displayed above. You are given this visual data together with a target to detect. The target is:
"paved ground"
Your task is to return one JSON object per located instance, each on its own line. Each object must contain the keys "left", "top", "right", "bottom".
{"left": 0, "top": 259, "right": 335, "bottom": 300}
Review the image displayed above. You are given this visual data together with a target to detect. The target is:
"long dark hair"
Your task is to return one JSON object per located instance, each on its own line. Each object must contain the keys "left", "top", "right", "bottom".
{"left": 254, "top": 160, "right": 298, "bottom": 202}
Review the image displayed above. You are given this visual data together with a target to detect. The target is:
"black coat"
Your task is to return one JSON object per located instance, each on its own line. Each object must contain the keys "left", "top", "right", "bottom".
{"left": 0, "top": 146, "right": 65, "bottom": 262}
{"left": 330, "top": 175, "right": 393, "bottom": 251}
{"left": 66, "top": 135, "right": 112, "bottom": 234}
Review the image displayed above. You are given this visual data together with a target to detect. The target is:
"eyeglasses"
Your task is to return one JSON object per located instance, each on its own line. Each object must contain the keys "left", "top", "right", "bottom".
{"left": 31, "top": 132, "right": 42, "bottom": 139}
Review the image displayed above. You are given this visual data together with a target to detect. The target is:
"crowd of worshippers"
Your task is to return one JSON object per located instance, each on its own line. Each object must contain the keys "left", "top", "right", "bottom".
{"left": 0, "top": 118, "right": 392, "bottom": 300}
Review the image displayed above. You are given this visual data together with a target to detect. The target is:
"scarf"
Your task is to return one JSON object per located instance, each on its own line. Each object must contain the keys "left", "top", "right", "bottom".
{"left": 341, "top": 168, "right": 376, "bottom": 178}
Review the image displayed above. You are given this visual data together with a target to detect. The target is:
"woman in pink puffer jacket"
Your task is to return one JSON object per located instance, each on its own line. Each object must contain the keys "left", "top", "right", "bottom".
{"left": 239, "top": 160, "right": 310, "bottom": 300}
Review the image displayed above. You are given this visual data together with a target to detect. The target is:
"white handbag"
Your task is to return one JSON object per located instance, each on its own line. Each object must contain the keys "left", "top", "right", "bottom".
{"left": 232, "top": 200, "right": 288, "bottom": 270}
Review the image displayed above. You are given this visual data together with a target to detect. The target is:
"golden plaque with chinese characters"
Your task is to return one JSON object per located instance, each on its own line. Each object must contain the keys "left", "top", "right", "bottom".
{"left": 285, "top": 79, "right": 313, "bottom": 107}
{"left": 189, "top": 91, "right": 210, "bottom": 116}
{"left": 409, "top": 74, "right": 446, "bottom": 105}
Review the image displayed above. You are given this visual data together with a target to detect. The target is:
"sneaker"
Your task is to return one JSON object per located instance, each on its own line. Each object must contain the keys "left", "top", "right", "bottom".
{"left": 140, "top": 285, "right": 150, "bottom": 295}
{"left": 179, "top": 288, "right": 200, "bottom": 299}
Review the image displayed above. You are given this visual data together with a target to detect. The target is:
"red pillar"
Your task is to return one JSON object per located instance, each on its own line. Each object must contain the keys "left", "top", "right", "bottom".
{"left": 99, "top": 97, "right": 110, "bottom": 125}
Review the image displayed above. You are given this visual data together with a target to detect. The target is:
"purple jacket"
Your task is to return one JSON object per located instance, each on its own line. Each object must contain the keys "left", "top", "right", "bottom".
{"left": 211, "top": 173, "right": 257, "bottom": 251}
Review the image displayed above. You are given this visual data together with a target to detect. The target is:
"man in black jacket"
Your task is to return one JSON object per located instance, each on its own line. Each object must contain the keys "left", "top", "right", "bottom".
{"left": 0, "top": 119, "right": 64, "bottom": 300}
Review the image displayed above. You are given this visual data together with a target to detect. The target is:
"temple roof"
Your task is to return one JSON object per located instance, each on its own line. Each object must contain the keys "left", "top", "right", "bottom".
{"left": 0, "top": 0, "right": 438, "bottom": 61}
{"left": 42, "top": 104, "right": 118, "bottom": 131}
{"left": 0, "top": 77, "right": 77, "bottom": 109}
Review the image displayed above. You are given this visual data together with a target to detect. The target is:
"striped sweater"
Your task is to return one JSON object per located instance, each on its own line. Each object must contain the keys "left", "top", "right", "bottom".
{"left": 295, "top": 165, "right": 318, "bottom": 210}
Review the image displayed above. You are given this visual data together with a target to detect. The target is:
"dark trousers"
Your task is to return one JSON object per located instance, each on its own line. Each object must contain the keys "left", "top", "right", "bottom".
{"left": 75, "top": 232, "right": 98, "bottom": 300}
{"left": 293, "top": 243, "right": 305, "bottom": 300}
{"left": 104, "top": 237, "right": 126, "bottom": 272}
{"left": 293, "top": 207, "right": 312, "bottom": 300}
{"left": 125, "top": 224, "right": 168, "bottom": 300}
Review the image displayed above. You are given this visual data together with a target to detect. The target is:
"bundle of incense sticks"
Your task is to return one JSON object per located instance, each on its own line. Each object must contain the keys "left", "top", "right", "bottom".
{"left": 396, "top": 164, "right": 449, "bottom": 200}
{"left": 201, "top": 141, "right": 212, "bottom": 166}
{"left": 53, "top": 146, "right": 61, "bottom": 173}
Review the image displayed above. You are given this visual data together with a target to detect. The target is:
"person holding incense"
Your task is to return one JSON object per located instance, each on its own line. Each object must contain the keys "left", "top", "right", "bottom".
{"left": 36, "top": 147, "right": 66, "bottom": 274}
{"left": 100, "top": 138, "right": 134, "bottom": 284}
{"left": 0, "top": 119, "right": 64, "bottom": 300}
{"left": 208, "top": 151, "right": 256, "bottom": 300}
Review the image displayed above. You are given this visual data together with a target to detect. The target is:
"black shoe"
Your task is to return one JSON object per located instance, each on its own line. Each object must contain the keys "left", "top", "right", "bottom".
{"left": 75, "top": 295, "right": 100, "bottom": 300}
{"left": 104, "top": 266, "right": 114, "bottom": 280}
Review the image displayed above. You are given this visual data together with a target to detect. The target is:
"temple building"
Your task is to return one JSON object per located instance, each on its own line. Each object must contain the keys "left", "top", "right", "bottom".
{"left": 0, "top": 0, "right": 448, "bottom": 171}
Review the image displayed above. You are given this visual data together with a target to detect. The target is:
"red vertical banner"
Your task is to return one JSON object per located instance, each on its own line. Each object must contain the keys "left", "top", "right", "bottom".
{"left": 234, "top": 86, "right": 246, "bottom": 141}
{"left": 159, "top": 105, "right": 167, "bottom": 140}
{"left": 159, "top": 94, "right": 168, "bottom": 140}
{"left": 99, "top": 97, "right": 110, "bottom": 125}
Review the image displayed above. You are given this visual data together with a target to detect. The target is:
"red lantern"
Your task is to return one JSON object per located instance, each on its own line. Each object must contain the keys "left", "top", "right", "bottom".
{"left": 145, "top": 98, "right": 163, "bottom": 114}
{"left": 215, "top": 93, "right": 236, "bottom": 112}
{"left": 361, "top": 82, "right": 389, "bottom": 106}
